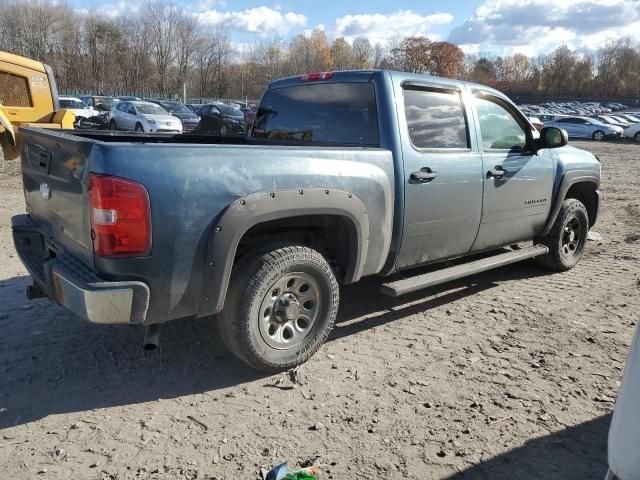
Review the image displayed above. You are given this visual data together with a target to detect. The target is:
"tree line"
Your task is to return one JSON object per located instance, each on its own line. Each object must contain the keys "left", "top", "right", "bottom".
{"left": 1, "top": 0, "right": 639, "bottom": 102}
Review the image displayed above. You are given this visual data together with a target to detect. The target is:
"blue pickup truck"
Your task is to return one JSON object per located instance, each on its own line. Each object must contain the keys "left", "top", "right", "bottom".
{"left": 12, "top": 70, "right": 601, "bottom": 371}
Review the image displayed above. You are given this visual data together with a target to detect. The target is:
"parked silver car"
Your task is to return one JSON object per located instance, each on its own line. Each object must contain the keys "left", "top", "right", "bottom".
{"left": 109, "top": 101, "right": 183, "bottom": 133}
{"left": 544, "top": 116, "right": 623, "bottom": 141}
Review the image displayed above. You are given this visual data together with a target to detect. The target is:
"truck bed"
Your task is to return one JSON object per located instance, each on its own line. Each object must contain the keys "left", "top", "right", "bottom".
{"left": 17, "top": 126, "right": 396, "bottom": 324}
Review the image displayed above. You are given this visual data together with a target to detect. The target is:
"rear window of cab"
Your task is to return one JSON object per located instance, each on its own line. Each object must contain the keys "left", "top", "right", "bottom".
{"left": 252, "top": 83, "right": 379, "bottom": 146}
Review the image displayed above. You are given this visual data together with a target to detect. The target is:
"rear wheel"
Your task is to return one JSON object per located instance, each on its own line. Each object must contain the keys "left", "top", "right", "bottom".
{"left": 536, "top": 198, "right": 589, "bottom": 271}
{"left": 135, "top": 123, "right": 144, "bottom": 133}
{"left": 109, "top": 120, "right": 118, "bottom": 131}
{"left": 218, "top": 245, "right": 339, "bottom": 372}
{"left": 592, "top": 130, "right": 605, "bottom": 141}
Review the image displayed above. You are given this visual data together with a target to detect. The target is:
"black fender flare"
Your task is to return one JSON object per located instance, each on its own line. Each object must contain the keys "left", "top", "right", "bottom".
{"left": 198, "top": 188, "right": 370, "bottom": 316}
{"left": 540, "top": 171, "right": 600, "bottom": 236}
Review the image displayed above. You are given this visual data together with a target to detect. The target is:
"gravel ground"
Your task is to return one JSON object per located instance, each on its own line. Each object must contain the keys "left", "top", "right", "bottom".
{"left": 0, "top": 140, "right": 638, "bottom": 480}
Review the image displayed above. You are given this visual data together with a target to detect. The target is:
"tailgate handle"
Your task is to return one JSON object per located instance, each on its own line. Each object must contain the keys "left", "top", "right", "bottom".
{"left": 38, "top": 152, "right": 51, "bottom": 170}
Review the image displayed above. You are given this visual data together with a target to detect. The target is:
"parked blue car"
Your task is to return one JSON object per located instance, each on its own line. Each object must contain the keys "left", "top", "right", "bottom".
{"left": 545, "top": 116, "right": 623, "bottom": 141}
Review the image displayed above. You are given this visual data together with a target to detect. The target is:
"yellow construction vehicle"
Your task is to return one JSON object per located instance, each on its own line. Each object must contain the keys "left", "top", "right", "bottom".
{"left": 0, "top": 50, "right": 75, "bottom": 162}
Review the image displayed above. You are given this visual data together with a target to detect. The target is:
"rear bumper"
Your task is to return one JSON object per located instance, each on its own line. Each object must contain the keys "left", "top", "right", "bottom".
{"left": 12, "top": 214, "right": 150, "bottom": 325}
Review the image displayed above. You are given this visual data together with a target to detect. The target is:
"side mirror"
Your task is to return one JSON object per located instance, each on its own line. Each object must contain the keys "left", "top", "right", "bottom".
{"left": 539, "top": 126, "right": 568, "bottom": 149}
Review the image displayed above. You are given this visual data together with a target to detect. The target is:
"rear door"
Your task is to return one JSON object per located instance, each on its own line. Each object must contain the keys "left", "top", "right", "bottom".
{"left": 555, "top": 117, "right": 580, "bottom": 137}
{"left": 126, "top": 103, "right": 138, "bottom": 130}
{"left": 202, "top": 105, "right": 222, "bottom": 133}
{"left": 396, "top": 83, "right": 484, "bottom": 268}
{"left": 471, "top": 90, "right": 554, "bottom": 251}
{"left": 113, "top": 101, "right": 128, "bottom": 129}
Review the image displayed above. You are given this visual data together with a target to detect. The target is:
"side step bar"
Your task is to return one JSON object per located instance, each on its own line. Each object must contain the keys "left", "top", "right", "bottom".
{"left": 381, "top": 245, "right": 549, "bottom": 297}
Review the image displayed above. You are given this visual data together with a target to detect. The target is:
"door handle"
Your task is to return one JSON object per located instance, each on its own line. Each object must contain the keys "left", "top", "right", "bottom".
{"left": 410, "top": 168, "right": 439, "bottom": 182}
{"left": 487, "top": 166, "right": 506, "bottom": 178}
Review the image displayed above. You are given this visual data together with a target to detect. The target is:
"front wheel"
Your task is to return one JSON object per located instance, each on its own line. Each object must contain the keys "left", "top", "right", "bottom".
{"left": 635, "top": 132, "right": 640, "bottom": 143}
{"left": 592, "top": 130, "right": 605, "bottom": 141}
{"left": 535, "top": 198, "right": 589, "bottom": 272}
{"left": 109, "top": 120, "right": 118, "bottom": 131}
{"left": 218, "top": 245, "right": 340, "bottom": 372}
{"left": 220, "top": 125, "right": 228, "bottom": 136}
{"left": 135, "top": 123, "right": 144, "bottom": 133}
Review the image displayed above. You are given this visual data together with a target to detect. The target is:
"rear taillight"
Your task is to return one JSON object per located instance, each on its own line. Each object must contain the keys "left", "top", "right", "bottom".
{"left": 88, "top": 173, "right": 151, "bottom": 257}
{"left": 299, "top": 72, "right": 334, "bottom": 81}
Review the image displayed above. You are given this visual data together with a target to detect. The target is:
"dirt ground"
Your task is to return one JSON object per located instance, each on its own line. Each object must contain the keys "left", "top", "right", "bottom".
{"left": 1, "top": 140, "right": 639, "bottom": 480}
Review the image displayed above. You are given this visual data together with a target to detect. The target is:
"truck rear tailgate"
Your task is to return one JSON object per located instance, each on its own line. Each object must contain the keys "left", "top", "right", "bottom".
{"left": 20, "top": 128, "right": 96, "bottom": 266}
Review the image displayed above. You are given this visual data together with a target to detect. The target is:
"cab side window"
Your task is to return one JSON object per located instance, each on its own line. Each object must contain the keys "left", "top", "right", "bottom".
{"left": 403, "top": 87, "right": 469, "bottom": 149}
{"left": 474, "top": 95, "right": 528, "bottom": 150}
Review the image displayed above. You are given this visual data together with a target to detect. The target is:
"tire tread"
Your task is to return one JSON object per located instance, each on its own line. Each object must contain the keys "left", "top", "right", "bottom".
{"left": 536, "top": 198, "right": 588, "bottom": 271}
{"left": 218, "top": 244, "right": 339, "bottom": 372}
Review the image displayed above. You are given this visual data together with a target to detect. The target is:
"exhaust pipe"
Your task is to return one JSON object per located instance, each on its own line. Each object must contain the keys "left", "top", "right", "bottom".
{"left": 143, "top": 324, "right": 161, "bottom": 350}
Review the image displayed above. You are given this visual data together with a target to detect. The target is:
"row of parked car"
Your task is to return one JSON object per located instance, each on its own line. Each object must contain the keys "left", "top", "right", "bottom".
{"left": 517, "top": 100, "right": 640, "bottom": 142}
{"left": 520, "top": 100, "right": 630, "bottom": 118}
{"left": 527, "top": 112, "right": 640, "bottom": 142}
{"left": 59, "top": 95, "right": 256, "bottom": 136}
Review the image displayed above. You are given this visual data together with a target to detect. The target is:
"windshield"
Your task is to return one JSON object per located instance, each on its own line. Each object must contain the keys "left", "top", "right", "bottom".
{"left": 610, "top": 116, "right": 629, "bottom": 123}
{"left": 158, "top": 101, "right": 191, "bottom": 114}
{"left": 60, "top": 99, "right": 88, "bottom": 109}
{"left": 136, "top": 103, "right": 168, "bottom": 115}
{"left": 220, "top": 105, "right": 243, "bottom": 116}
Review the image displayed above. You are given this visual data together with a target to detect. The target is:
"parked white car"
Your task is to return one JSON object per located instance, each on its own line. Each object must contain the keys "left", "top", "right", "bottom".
{"left": 606, "top": 321, "right": 640, "bottom": 480}
{"left": 623, "top": 121, "right": 640, "bottom": 143}
{"left": 109, "top": 100, "right": 183, "bottom": 133}
{"left": 59, "top": 96, "right": 100, "bottom": 119}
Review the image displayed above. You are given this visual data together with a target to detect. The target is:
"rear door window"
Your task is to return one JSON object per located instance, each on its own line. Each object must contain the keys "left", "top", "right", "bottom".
{"left": 253, "top": 83, "right": 378, "bottom": 146}
{"left": 403, "top": 87, "right": 469, "bottom": 149}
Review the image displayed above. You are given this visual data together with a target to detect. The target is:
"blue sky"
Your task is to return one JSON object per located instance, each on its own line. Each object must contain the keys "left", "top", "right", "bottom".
{"left": 71, "top": 0, "right": 640, "bottom": 57}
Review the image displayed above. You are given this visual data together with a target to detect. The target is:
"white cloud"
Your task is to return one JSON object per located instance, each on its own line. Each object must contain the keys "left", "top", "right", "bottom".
{"left": 75, "top": 0, "right": 139, "bottom": 19}
{"left": 448, "top": 0, "right": 640, "bottom": 56}
{"left": 197, "top": 6, "right": 306, "bottom": 35}
{"left": 333, "top": 10, "right": 454, "bottom": 45}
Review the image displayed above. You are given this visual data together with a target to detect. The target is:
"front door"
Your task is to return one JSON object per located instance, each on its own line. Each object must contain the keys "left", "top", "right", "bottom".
{"left": 471, "top": 91, "right": 554, "bottom": 251}
{"left": 201, "top": 105, "right": 222, "bottom": 133}
{"left": 396, "top": 84, "right": 484, "bottom": 269}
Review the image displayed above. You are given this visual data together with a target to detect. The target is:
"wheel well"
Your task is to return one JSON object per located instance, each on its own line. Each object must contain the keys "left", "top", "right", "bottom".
{"left": 565, "top": 182, "right": 598, "bottom": 227}
{"left": 235, "top": 215, "right": 359, "bottom": 282}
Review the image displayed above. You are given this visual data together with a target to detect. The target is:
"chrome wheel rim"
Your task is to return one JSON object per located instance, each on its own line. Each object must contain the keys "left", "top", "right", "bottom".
{"left": 258, "top": 272, "right": 321, "bottom": 350}
{"left": 562, "top": 217, "right": 582, "bottom": 257}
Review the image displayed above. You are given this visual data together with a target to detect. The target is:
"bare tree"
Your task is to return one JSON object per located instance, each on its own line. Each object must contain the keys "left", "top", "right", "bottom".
{"left": 352, "top": 37, "right": 373, "bottom": 68}
{"left": 174, "top": 13, "right": 199, "bottom": 94}
{"left": 148, "top": 0, "right": 177, "bottom": 95}
{"left": 193, "top": 27, "right": 231, "bottom": 97}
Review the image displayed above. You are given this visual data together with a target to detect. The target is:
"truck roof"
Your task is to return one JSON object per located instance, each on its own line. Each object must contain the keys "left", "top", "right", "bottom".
{"left": 0, "top": 50, "right": 46, "bottom": 73}
{"left": 267, "top": 69, "right": 509, "bottom": 101}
